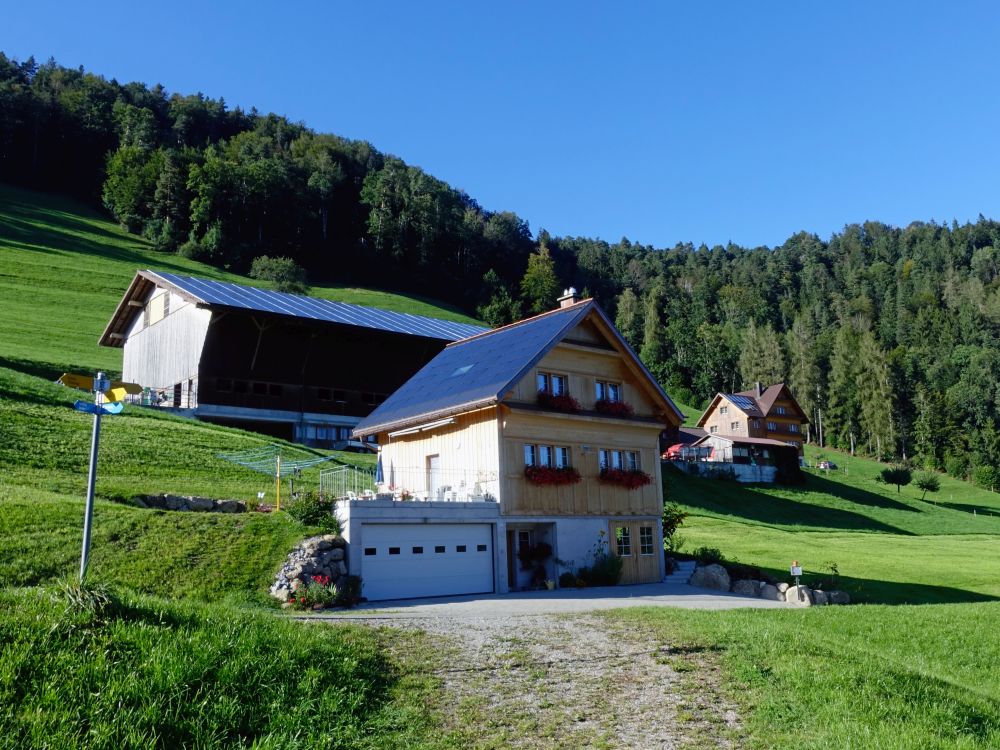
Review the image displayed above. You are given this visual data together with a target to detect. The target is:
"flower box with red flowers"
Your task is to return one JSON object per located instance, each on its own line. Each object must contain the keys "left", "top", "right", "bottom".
{"left": 537, "top": 390, "right": 581, "bottom": 413}
{"left": 525, "top": 465, "right": 582, "bottom": 486}
{"left": 594, "top": 399, "right": 634, "bottom": 418}
{"left": 599, "top": 467, "right": 653, "bottom": 489}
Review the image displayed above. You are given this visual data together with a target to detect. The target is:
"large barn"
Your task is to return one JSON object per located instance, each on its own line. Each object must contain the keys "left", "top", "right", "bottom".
{"left": 99, "top": 271, "right": 486, "bottom": 446}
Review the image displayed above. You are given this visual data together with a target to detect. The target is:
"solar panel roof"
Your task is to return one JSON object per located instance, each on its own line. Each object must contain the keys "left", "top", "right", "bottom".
{"left": 150, "top": 271, "right": 486, "bottom": 341}
{"left": 728, "top": 395, "right": 757, "bottom": 410}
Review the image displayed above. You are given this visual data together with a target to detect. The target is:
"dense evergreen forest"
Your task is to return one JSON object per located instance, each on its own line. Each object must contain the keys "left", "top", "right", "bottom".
{"left": 3, "top": 52, "right": 1000, "bottom": 483}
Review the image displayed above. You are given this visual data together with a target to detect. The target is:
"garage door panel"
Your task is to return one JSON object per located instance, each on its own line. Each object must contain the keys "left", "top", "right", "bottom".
{"left": 361, "top": 523, "right": 494, "bottom": 601}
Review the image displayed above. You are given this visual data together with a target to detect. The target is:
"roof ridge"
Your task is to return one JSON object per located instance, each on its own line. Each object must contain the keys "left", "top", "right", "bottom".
{"left": 445, "top": 298, "right": 594, "bottom": 347}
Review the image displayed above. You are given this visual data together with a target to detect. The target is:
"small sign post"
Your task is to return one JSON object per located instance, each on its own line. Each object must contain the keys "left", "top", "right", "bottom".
{"left": 58, "top": 372, "right": 140, "bottom": 582}
{"left": 790, "top": 560, "right": 803, "bottom": 602}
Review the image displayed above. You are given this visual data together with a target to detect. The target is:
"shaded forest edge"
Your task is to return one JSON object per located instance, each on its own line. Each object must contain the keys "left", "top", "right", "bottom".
{"left": 3, "top": 52, "right": 1000, "bottom": 482}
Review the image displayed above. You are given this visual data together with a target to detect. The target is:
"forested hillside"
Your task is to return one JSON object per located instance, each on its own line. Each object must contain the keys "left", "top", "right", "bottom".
{"left": 3, "top": 52, "right": 1000, "bottom": 481}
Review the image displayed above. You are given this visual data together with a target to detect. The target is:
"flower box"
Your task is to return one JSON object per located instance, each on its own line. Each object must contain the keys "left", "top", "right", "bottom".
{"left": 525, "top": 465, "right": 582, "bottom": 486}
{"left": 537, "top": 390, "right": 581, "bottom": 413}
{"left": 594, "top": 399, "right": 634, "bottom": 418}
{"left": 599, "top": 467, "right": 652, "bottom": 489}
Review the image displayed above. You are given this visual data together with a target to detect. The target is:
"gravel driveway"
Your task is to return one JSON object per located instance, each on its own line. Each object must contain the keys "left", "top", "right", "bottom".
{"left": 309, "top": 583, "right": 759, "bottom": 748}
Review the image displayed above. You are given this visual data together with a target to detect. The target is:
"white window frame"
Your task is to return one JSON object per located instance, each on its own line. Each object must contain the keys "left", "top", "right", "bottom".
{"left": 767, "top": 421, "right": 778, "bottom": 431}
{"left": 524, "top": 444, "right": 536, "bottom": 467}
{"left": 639, "top": 526, "right": 655, "bottom": 556}
{"left": 720, "top": 405, "right": 728, "bottom": 415}
{"left": 615, "top": 526, "right": 632, "bottom": 556}
{"left": 709, "top": 425, "right": 718, "bottom": 434}
{"left": 789, "top": 423, "right": 799, "bottom": 433}
{"left": 526, "top": 443, "right": 570, "bottom": 468}
{"left": 596, "top": 380, "right": 622, "bottom": 402}
{"left": 626, "top": 451, "right": 640, "bottom": 471}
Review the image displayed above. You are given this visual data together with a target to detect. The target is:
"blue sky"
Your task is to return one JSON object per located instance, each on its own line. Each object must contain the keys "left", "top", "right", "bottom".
{"left": 6, "top": 2, "right": 1000, "bottom": 248}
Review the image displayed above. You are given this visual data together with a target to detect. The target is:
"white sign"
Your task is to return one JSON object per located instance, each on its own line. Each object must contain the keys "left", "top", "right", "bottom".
{"left": 790, "top": 565, "right": 803, "bottom": 577}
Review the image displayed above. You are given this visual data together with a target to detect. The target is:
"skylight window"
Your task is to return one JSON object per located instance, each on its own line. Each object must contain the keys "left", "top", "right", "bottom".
{"left": 450, "top": 364, "right": 474, "bottom": 377}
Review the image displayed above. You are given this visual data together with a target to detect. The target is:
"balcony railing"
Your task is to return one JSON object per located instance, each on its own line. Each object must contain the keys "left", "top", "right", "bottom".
{"left": 320, "top": 465, "right": 499, "bottom": 503}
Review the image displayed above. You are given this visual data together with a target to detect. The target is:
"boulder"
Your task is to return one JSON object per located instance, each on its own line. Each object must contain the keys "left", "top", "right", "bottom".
{"left": 164, "top": 494, "right": 187, "bottom": 510}
{"left": 731, "top": 579, "right": 760, "bottom": 597}
{"left": 328, "top": 548, "right": 345, "bottom": 562}
{"left": 690, "top": 564, "right": 731, "bottom": 592}
{"left": 784, "top": 585, "right": 813, "bottom": 606}
{"left": 315, "top": 538, "right": 333, "bottom": 551}
{"left": 187, "top": 497, "right": 215, "bottom": 512}
{"left": 828, "top": 590, "right": 851, "bottom": 605}
{"left": 336, "top": 561, "right": 348, "bottom": 577}
{"left": 215, "top": 500, "right": 244, "bottom": 513}
{"left": 759, "top": 583, "right": 781, "bottom": 600}
{"left": 776, "top": 582, "right": 789, "bottom": 593}
{"left": 812, "top": 589, "right": 829, "bottom": 606}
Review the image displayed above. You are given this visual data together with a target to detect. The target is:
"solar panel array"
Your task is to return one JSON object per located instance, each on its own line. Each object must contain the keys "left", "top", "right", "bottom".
{"left": 727, "top": 394, "right": 760, "bottom": 413}
{"left": 150, "top": 271, "right": 486, "bottom": 341}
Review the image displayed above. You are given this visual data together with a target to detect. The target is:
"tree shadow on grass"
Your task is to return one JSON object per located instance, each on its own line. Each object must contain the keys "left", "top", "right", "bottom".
{"left": 668, "top": 468, "right": 911, "bottom": 534}
{"left": 935, "top": 501, "right": 1000, "bottom": 517}
{"left": 789, "top": 472, "right": 920, "bottom": 513}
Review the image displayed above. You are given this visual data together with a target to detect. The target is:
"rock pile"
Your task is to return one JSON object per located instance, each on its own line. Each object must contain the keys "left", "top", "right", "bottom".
{"left": 270, "top": 534, "right": 348, "bottom": 601}
{"left": 688, "top": 564, "right": 851, "bottom": 605}
{"left": 132, "top": 494, "right": 246, "bottom": 513}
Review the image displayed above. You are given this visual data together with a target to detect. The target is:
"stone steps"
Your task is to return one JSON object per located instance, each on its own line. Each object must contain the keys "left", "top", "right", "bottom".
{"left": 663, "top": 560, "right": 696, "bottom": 584}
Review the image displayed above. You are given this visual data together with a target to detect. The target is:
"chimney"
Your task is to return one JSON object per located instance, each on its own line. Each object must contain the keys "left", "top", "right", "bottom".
{"left": 557, "top": 287, "right": 580, "bottom": 308}
{"left": 755, "top": 381, "right": 763, "bottom": 397}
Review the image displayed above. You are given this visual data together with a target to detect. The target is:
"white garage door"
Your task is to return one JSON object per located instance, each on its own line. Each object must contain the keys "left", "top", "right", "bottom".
{"left": 360, "top": 523, "right": 494, "bottom": 601}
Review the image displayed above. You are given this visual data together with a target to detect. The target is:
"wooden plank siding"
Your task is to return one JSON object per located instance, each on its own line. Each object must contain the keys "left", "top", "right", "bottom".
{"left": 500, "top": 410, "right": 663, "bottom": 517}
{"left": 122, "top": 292, "right": 211, "bottom": 392}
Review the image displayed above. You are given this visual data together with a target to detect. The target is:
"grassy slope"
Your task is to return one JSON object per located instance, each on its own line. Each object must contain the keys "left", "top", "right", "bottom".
{"left": 0, "top": 183, "right": 479, "bottom": 377}
{"left": 667, "top": 444, "right": 1000, "bottom": 604}
{"left": 0, "top": 587, "right": 450, "bottom": 750}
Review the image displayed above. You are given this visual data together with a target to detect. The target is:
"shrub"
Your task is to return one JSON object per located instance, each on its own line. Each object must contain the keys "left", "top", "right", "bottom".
{"left": 692, "top": 546, "right": 724, "bottom": 566}
{"left": 914, "top": 471, "right": 941, "bottom": 501}
{"left": 284, "top": 491, "right": 340, "bottom": 534}
{"left": 878, "top": 466, "right": 912, "bottom": 493}
{"left": 972, "top": 465, "right": 998, "bottom": 492}
{"left": 662, "top": 502, "right": 688, "bottom": 551}
{"left": 249, "top": 255, "right": 309, "bottom": 294}
{"left": 558, "top": 571, "right": 577, "bottom": 588}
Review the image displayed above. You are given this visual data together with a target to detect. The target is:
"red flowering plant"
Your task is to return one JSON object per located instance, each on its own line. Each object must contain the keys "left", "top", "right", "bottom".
{"left": 537, "top": 390, "right": 581, "bottom": 413}
{"left": 594, "top": 399, "right": 634, "bottom": 418}
{"left": 525, "top": 465, "right": 582, "bottom": 486}
{"left": 286, "top": 574, "right": 338, "bottom": 610}
{"left": 599, "top": 467, "right": 653, "bottom": 489}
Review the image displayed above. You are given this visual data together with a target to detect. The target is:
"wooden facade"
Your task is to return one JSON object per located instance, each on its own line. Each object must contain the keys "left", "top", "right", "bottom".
{"left": 697, "top": 383, "right": 808, "bottom": 452}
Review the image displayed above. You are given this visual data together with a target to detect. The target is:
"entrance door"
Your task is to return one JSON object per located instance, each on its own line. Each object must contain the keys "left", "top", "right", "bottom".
{"left": 426, "top": 455, "right": 441, "bottom": 499}
{"left": 610, "top": 521, "right": 660, "bottom": 584}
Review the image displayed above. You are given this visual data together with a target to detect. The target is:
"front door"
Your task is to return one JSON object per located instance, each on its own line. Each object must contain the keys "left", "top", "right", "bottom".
{"left": 610, "top": 521, "right": 660, "bottom": 584}
{"left": 426, "top": 455, "right": 440, "bottom": 499}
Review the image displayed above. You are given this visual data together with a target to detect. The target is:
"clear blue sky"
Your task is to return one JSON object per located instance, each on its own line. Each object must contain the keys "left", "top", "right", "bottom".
{"left": 6, "top": 2, "right": 1000, "bottom": 248}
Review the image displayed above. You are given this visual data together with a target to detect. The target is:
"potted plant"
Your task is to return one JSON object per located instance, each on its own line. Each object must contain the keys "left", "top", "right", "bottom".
{"left": 599, "top": 467, "right": 653, "bottom": 489}
{"left": 537, "top": 390, "right": 582, "bottom": 413}
{"left": 525, "top": 465, "right": 581, "bottom": 485}
{"left": 594, "top": 398, "right": 634, "bottom": 418}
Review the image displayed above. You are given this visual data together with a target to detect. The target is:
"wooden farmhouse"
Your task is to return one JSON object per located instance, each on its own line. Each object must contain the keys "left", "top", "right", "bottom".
{"left": 696, "top": 383, "right": 808, "bottom": 453}
{"left": 344, "top": 290, "right": 685, "bottom": 601}
{"left": 99, "top": 271, "right": 485, "bottom": 446}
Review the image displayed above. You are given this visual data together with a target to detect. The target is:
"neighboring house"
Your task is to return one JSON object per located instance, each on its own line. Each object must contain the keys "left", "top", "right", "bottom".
{"left": 99, "top": 270, "right": 485, "bottom": 446}
{"left": 697, "top": 383, "right": 809, "bottom": 453}
{"left": 344, "top": 290, "right": 685, "bottom": 601}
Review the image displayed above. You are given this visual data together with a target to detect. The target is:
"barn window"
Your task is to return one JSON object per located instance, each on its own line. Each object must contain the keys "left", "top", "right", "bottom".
{"left": 364, "top": 547, "right": 376, "bottom": 556}
{"left": 477, "top": 544, "right": 487, "bottom": 552}
{"left": 268, "top": 383, "right": 282, "bottom": 397}
{"left": 435, "top": 545, "right": 446, "bottom": 553}
{"left": 252, "top": 382, "right": 267, "bottom": 395}
{"left": 456, "top": 545, "right": 467, "bottom": 552}
{"left": 233, "top": 380, "right": 248, "bottom": 394}
{"left": 389, "top": 547, "right": 400, "bottom": 555}
{"left": 412, "top": 546, "right": 424, "bottom": 554}
{"left": 317, "top": 388, "right": 332, "bottom": 401}
{"left": 217, "top": 378, "right": 232, "bottom": 392}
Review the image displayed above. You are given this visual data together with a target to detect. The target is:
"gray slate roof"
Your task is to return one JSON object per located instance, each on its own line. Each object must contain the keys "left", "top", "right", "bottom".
{"left": 152, "top": 271, "right": 486, "bottom": 341}
{"left": 354, "top": 300, "right": 684, "bottom": 436}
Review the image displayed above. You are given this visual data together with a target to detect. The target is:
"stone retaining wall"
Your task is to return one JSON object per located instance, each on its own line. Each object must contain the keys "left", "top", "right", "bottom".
{"left": 690, "top": 563, "right": 851, "bottom": 605}
{"left": 132, "top": 494, "right": 247, "bottom": 513}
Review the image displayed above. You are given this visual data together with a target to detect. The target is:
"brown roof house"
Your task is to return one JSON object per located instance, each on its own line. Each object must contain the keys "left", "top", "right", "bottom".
{"left": 341, "top": 289, "right": 684, "bottom": 601}
{"left": 697, "top": 383, "right": 809, "bottom": 453}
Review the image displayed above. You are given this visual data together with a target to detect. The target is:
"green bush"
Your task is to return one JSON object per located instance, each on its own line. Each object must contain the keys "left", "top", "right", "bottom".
{"left": 558, "top": 571, "right": 577, "bottom": 588}
{"left": 973, "top": 465, "right": 998, "bottom": 492}
{"left": 576, "top": 553, "right": 624, "bottom": 587}
{"left": 692, "top": 546, "right": 725, "bottom": 565}
{"left": 285, "top": 491, "right": 340, "bottom": 534}
{"left": 249, "top": 255, "right": 309, "bottom": 293}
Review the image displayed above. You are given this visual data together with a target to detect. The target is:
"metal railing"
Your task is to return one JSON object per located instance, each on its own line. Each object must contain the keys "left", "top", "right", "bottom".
{"left": 124, "top": 384, "right": 197, "bottom": 409}
{"left": 321, "top": 465, "right": 499, "bottom": 503}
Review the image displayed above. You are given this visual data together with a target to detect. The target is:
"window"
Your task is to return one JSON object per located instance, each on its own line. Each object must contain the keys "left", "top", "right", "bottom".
{"left": 317, "top": 387, "right": 332, "bottom": 401}
{"left": 537, "top": 372, "right": 567, "bottom": 395}
{"left": 477, "top": 544, "right": 487, "bottom": 552}
{"left": 767, "top": 421, "right": 778, "bottom": 431}
{"left": 776, "top": 406, "right": 787, "bottom": 415}
{"left": 389, "top": 547, "right": 400, "bottom": 555}
{"left": 600, "top": 448, "right": 626, "bottom": 469}
{"left": 233, "top": 380, "right": 248, "bottom": 394}
{"left": 639, "top": 526, "right": 655, "bottom": 555}
{"left": 731, "top": 421, "right": 740, "bottom": 431}
{"left": 456, "top": 545, "right": 467, "bottom": 553}
{"left": 332, "top": 389, "right": 346, "bottom": 402}
{"left": 615, "top": 526, "right": 632, "bottom": 556}
{"left": 435, "top": 545, "right": 446, "bottom": 553}
{"left": 252, "top": 382, "right": 268, "bottom": 395}
{"left": 268, "top": 383, "right": 283, "bottom": 397}
{"left": 412, "top": 546, "right": 423, "bottom": 554}
{"left": 364, "top": 547, "right": 376, "bottom": 556}
{"left": 710, "top": 425, "right": 718, "bottom": 434}
{"left": 595, "top": 380, "right": 621, "bottom": 402}
{"left": 217, "top": 378, "right": 232, "bottom": 392}
{"left": 720, "top": 405, "right": 728, "bottom": 415}
{"left": 362, "top": 392, "right": 385, "bottom": 406}
{"left": 518, "top": 530, "right": 533, "bottom": 551}
{"left": 525, "top": 443, "right": 570, "bottom": 468}
{"left": 751, "top": 418, "right": 761, "bottom": 429}
{"left": 627, "top": 451, "right": 640, "bottom": 471}
{"left": 789, "top": 423, "right": 799, "bottom": 433}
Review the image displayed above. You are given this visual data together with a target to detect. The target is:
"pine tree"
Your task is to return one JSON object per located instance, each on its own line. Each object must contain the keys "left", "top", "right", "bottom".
{"left": 640, "top": 282, "right": 668, "bottom": 380}
{"left": 787, "top": 317, "right": 820, "bottom": 437}
{"left": 520, "top": 245, "right": 559, "bottom": 314}
{"left": 614, "top": 288, "right": 643, "bottom": 348}
{"left": 738, "top": 321, "right": 785, "bottom": 389}
{"left": 827, "top": 326, "right": 861, "bottom": 452}
{"left": 856, "top": 331, "right": 894, "bottom": 458}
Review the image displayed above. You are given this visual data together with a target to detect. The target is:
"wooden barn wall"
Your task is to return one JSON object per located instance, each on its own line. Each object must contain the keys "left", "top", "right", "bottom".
{"left": 122, "top": 293, "right": 211, "bottom": 390}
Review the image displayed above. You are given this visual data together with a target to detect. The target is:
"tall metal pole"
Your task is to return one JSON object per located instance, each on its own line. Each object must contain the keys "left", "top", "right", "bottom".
{"left": 80, "top": 372, "right": 105, "bottom": 583}
{"left": 276, "top": 455, "right": 282, "bottom": 511}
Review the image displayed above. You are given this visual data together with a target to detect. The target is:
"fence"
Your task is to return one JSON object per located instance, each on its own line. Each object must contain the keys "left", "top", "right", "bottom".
{"left": 321, "top": 465, "right": 499, "bottom": 503}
